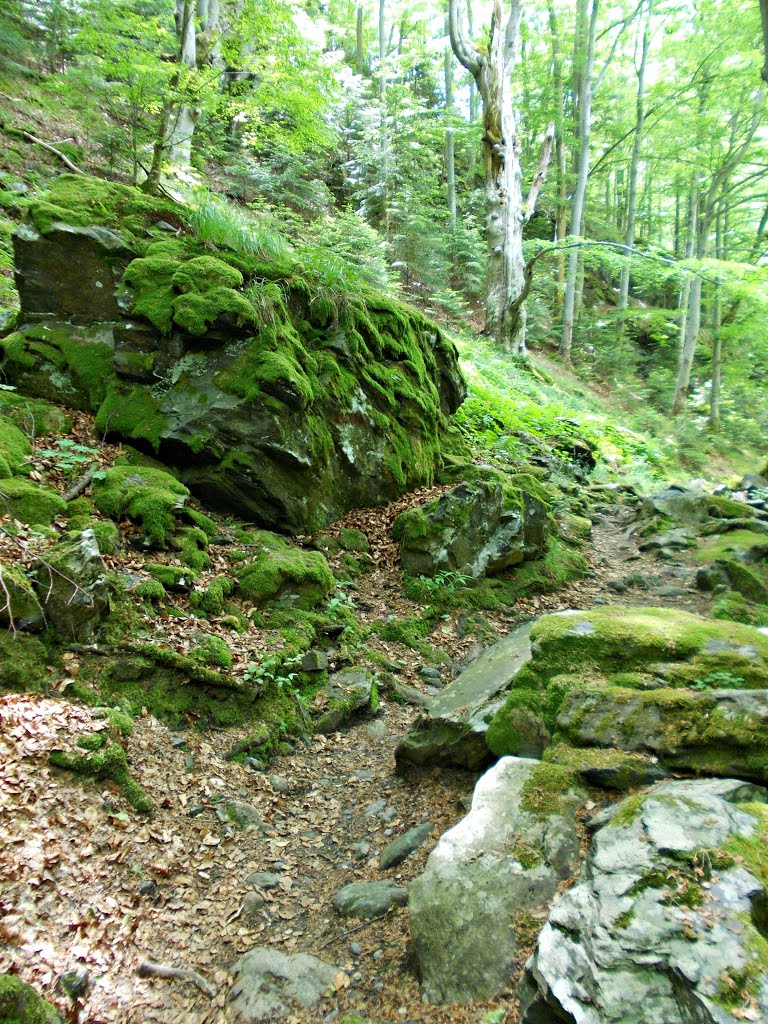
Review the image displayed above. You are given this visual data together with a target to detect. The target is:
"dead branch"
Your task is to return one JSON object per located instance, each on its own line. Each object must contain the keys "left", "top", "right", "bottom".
{"left": 0, "top": 121, "right": 85, "bottom": 174}
{"left": 63, "top": 462, "right": 101, "bottom": 503}
{"left": 136, "top": 960, "right": 216, "bottom": 998}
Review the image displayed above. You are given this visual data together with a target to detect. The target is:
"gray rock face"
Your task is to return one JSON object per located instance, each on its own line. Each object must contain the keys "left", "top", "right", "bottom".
{"left": 228, "top": 948, "right": 339, "bottom": 1022}
{"left": 315, "top": 667, "right": 377, "bottom": 734}
{"left": 379, "top": 823, "right": 434, "bottom": 869}
{"left": 33, "top": 529, "right": 109, "bottom": 640}
{"left": 394, "top": 478, "right": 549, "bottom": 580}
{"left": 410, "top": 757, "right": 585, "bottom": 1005}
{"left": 334, "top": 881, "right": 408, "bottom": 919}
{"left": 638, "top": 528, "right": 696, "bottom": 552}
{"left": 557, "top": 685, "right": 768, "bottom": 782}
{"left": 520, "top": 778, "right": 768, "bottom": 1024}
{"left": 396, "top": 622, "right": 532, "bottom": 769}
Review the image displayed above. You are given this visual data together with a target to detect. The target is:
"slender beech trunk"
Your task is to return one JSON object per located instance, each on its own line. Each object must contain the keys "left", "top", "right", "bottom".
{"left": 378, "top": 0, "right": 390, "bottom": 237}
{"left": 671, "top": 179, "right": 700, "bottom": 415}
{"left": 560, "top": 0, "right": 599, "bottom": 363}
{"left": 618, "top": 0, "right": 652, "bottom": 319}
{"left": 449, "top": 0, "right": 554, "bottom": 355}
{"left": 709, "top": 205, "right": 724, "bottom": 428}
{"left": 444, "top": 32, "right": 457, "bottom": 272}
{"left": 467, "top": 0, "right": 477, "bottom": 122}
{"left": 761, "top": 0, "right": 768, "bottom": 83}
{"left": 356, "top": 5, "right": 363, "bottom": 74}
{"left": 547, "top": 0, "right": 567, "bottom": 305}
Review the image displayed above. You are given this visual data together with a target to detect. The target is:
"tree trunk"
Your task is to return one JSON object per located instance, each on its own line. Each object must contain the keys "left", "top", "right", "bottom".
{"left": 709, "top": 205, "right": 724, "bottom": 427}
{"left": 167, "top": 0, "right": 198, "bottom": 168}
{"left": 671, "top": 179, "right": 700, "bottom": 415}
{"left": 356, "top": 5, "right": 364, "bottom": 74}
{"left": 761, "top": 0, "right": 768, "bottom": 83}
{"left": 618, "top": 0, "right": 652, "bottom": 318}
{"left": 547, "top": 0, "right": 567, "bottom": 305}
{"left": 560, "top": 0, "right": 599, "bottom": 363}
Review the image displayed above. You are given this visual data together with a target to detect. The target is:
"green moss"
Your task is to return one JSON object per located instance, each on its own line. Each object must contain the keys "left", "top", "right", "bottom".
{"left": 96, "top": 384, "right": 166, "bottom": 451}
{"left": 0, "top": 477, "right": 66, "bottom": 524}
{"left": 192, "top": 634, "right": 233, "bottom": 669}
{"left": 145, "top": 562, "right": 198, "bottom": 590}
{"left": 0, "top": 973, "right": 63, "bottom": 1023}
{"left": 338, "top": 527, "right": 371, "bottom": 553}
{"left": 543, "top": 743, "right": 662, "bottom": 789}
{"left": 66, "top": 517, "right": 120, "bottom": 555}
{"left": 77, "top": 731, "right": 107, "bottom": 751}
{"left": 0, "top": 632, "right": 50, "bottom": 690}
{"left": 0, "top": 413, "right": 31, "bottom": 473}
{"left": 236, "top": 532, "right": 334, "bottom": 610}
{"left": 171, "top": 255, "right": 243, "bottom": 294}
{"left": 519, "top": 762, "right": 581, "bottom": 818}
{"left": 713, "top": 559, "right": 768, "bottom": 604}
{"left": 122, "top": 255, "right": 177, "bottom": 332}
{"left": 184, "top": 507, "right": 216, "bottom": 538}
{"left": 694, "top": 530, "right": 768, "bottom": 564}
{"left": 0, "top": 561, "right": 42, "bottom": 629}
{"left": 174, "top": 525, "right": 210, "bottom": 570}
{"left": 189, "top": 575, "right": 234, "bottom": 615}
{"left": 608, "top": 792, "right": 646, "bottom": 828}
{"left": 93, "top": 465, "right": 189, "bottom": 547}
{"left": 713, "top": 591, "right": 768, "bottom": 628}
{"left": 486, "top": 690, "right": 552, "bottom": 756}
{"left": 173, "top": 287, "right": 258, "bottom": 336}
{"left": 49, "top": 741, "right": 153, "bottom": 813}
{"left": 134, "top": 580, "right": 166, "bottom": 604}
{"left": 27, "top": 173, "right": 180, "bottom": 244}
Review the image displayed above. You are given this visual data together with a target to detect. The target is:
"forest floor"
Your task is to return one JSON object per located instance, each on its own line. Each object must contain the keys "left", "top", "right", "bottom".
{"left": 0, "top": 494, "right": 711, "bottom": 1024}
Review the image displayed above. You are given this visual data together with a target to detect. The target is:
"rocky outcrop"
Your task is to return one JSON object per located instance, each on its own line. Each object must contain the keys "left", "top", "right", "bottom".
{"left": 482, "top": 606, "right": 768, "bottom": 783}
{"left": 396, "top": 621, "right": 532, "bottom": 769}
{"left": 314, "top": 667, "right": 378, "bottom": 734}
{"left": 410, "top": 756, "right": 585, "bottom": 1004}
{"left": 519, "top": 778, "right": 768, "bottom": 1024}
{"left": 2, "top": 175, "right": 466, "bottom": 533}
{"left": 393, "top": 471, "right": 549, "bottom": 579}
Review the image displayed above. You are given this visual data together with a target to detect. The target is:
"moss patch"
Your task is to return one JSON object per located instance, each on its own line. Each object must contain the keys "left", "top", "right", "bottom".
{"left": 235, "top": 532, "right": 334, "bottom": 610}
{"left": 93, "top": 465, "right": 189, "bottom": 547}
{"left": 49, "top": 741, "right": 153, "bottom": 813}
{"left": 0, "top": 973, "right": 63, "bottom": 1023}
{"left": 0, "top": 477, "right": 66, "bottom": 524}
{"left": 0, "top": 413, "right": 31, "bottom": 474}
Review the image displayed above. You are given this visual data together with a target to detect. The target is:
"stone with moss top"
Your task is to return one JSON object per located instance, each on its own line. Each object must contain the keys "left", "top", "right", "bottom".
{"left": 236, "top": 532, "right": 333, "bottom": 610}
{"left": 49, "top": 741, "right": 153, "bottom": 813}
{"left": 0, "top": 477, "right": 66, "bottom": 524}
{"left": 93, "top": 465, "right": 188, "bottom": 547}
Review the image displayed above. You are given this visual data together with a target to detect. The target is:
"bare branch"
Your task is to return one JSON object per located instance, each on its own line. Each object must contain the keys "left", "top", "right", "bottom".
{"left": 137, "top": 961, "right": 215, "bottom": 999}
{"left": 448, "top": 0, "right": 482, "bottom": 77}
{"left": 524, "top": 122, "right": 555, "bottom": 222}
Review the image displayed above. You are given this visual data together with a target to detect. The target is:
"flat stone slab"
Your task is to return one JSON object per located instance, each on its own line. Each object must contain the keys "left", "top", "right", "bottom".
{"left": 379, "top": 823, "right": 434, "bottom": 869}
{"left": 395, "top": 622, "right": 532, "bottom": 769}
{"left": 228, "top": 948, "right": 339, "bottom": 1022}
{"left": 334, "top": 881, "right": 408, "bottom": 919}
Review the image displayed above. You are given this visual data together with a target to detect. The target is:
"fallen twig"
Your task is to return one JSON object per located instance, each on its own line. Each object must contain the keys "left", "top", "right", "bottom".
{"left": 136, "top": 960, "right": 216, "bottom": 998}
{"left": 63, "top": 462, "right": 101, "bottom": 502}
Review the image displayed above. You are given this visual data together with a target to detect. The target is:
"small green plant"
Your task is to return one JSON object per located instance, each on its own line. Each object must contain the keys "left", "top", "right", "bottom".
{"left": 405, "top": 569, "right": 475, "bottom": 602}
{"left": 243, "top": 654, "right": 302, "bottom": 694}
{"left": 327, "top": 582, "right": 357, "bottom": 615}
{"left": 690, "top": 671, "right": 746, "bottom": 692}
{"left": 36, "top": 437, "right": 100, "bottom": 475}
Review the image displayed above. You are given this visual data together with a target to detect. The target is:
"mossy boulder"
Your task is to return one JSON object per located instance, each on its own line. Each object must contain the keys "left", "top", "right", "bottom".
{"left": 0, "top": 974, "right": 63, "bottom": 1023}
{"left": 33, "top": 529, "right": 110, "bottom": 640}
{"left": 315, "top": 667, "right": 377, "bottom": 734}
{"left": 0, "top": 390, "right": 72, "bottom": 435}
{"left": 92, "top": 465, "right": 189, "bottom": 547}
{"left": 519, "top": 779, "right": 768, "bottom": 1024}
{"left": 0, "top": 631, "right": 50, "bottom": 689}
{"left": 487, "top": 606, "right": 768, "bottom": 784}
{"left": 0, "top": 477, "right": 66, "bottom": 524}
{"left": 642, "top": 486, "right": 761, "bottom": 526}
{"left": 393, "top": 471, "right": 550, "bottom": 580}
{"left": 235, "top": 532, "right": 334, "bottom": 610}
{"left": 0, "top": 413, "right": 31, "bottom": 475}
{"left": 0, "top": 559, "right": 43, "bottom": 630}
{"left": 7, "top": 175, "right": 466, "bottom": 533}
{"left": 543, "top": 743, "right": 667, "bottom": 790}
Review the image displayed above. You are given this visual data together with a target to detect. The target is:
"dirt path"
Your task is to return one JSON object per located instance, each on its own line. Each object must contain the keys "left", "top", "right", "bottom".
{"left": 0, "top": 500, "right": 713, "bottom": 1024}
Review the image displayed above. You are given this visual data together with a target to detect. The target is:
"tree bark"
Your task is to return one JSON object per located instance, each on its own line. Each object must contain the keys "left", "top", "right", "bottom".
{"left": 671, "top": 179, "right": 700, "bottom": 415}
{"left": 547, "top": 0, "right": 567, "bottom": 305}
{"left": 618, "top": 0, "right": 652, "bottom": 318}
{"left": 761, "top": 0, "right": 768, "bottom": 83}
{"left": 560, "top": 0, "right": 599, "bottom": 363}
{"left": 356, "top": 4, "right": 364, "bottom": 75}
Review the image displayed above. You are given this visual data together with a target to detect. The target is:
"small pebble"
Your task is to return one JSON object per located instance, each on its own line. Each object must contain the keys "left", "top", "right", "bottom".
{"left": 373, "top": 949, "right": 383, "bottom": 960}
{"left": 270, "top": 775, "right": 290, "bottom": 794}
{"left": 139, "top": 880, "right": 157, "bottom": 897}
{"left": 350, "top": 942, "right": 362, "bottom": 955}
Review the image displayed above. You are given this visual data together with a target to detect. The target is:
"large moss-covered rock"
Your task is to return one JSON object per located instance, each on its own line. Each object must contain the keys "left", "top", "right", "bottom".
{"left": 393, "top": 471, "right": 549, "bottom": 579}
{"left": 0, "top": 973, "right": 63, "bottom": 1023}
{"left": 519, "top": 778, "right": 768, "bottom": 1024}
{"left": 642, "top": 486, "right": 763, "bottom": 525}
{"left": 487, "top": 606, "right": 768, "bottom": 784}
{"left": 4, "top": 175, "right": 466, "bottom": 533}
{"left": 410, "top": 757, "right": 585, "bottom": 1004}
